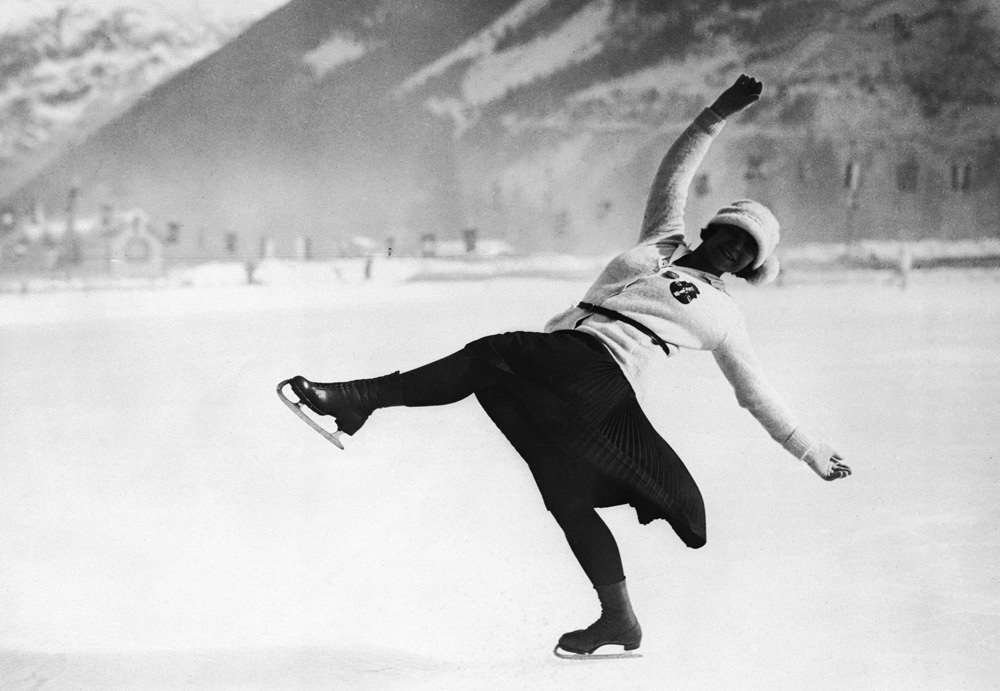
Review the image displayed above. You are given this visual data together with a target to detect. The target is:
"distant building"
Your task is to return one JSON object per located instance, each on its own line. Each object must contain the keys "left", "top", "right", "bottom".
{"left": 108, "top": 209, "right": 164, "bottom": 277}
{"left": 0, "top": 206, "right": 164, "bottom": 276}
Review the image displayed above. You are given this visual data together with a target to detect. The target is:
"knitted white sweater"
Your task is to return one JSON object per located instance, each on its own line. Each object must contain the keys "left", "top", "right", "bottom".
{"left": 544, "top": 108, "right": 819, "bottom": 463}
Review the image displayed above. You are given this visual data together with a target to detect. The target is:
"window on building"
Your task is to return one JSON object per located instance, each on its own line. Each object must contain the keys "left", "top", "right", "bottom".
{"left": 844, "top": 160, "right": 860, "bottom": 191}
{"left": 950, "top": 163, "right": 973, "bottom": 192}
{"left": 166, "top": 221, "right": 181, "bottom": 244}
{"left": 896, "top": 158, "right": 919, "bottom": 193}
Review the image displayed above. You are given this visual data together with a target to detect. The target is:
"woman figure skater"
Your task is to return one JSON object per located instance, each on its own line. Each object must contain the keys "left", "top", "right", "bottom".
{"left": 280, "top": 74, "right": 852, "bottom": 658}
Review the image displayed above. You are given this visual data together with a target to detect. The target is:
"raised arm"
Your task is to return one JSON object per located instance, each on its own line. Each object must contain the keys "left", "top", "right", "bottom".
{"left": 638, "top": 74, "right": 763, "bottom": 243}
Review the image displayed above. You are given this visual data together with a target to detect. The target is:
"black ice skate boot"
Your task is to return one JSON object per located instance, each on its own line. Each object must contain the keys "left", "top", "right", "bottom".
{"left": 555, "top": 579, "right": 642, "bottom": 658}
{"left": 288, "top": 372, "right": 402, "bottom": 436}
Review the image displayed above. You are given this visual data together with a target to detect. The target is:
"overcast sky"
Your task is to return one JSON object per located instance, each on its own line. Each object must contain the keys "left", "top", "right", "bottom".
{"left": 2, "top": 0, "right": 290, "bottom": 26}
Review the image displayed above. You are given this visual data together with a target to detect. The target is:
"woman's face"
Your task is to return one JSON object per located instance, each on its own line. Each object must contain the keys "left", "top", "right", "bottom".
{"left": 700, "top": 225, "right": 758, "bottom": 275}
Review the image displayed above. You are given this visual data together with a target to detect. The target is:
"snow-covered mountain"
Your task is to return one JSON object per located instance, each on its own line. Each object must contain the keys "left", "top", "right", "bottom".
{"left": 3, "top": 0, "right": 999, "bottom": 257}
{"left": 0, "top": 1, "right": 273, "bottom": 190}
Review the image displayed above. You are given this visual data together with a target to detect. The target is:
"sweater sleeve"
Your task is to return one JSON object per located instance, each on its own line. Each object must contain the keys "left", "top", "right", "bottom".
{"left": 711, "top": 314, "right": 821, "bottom": 462}
{"left": 638, "top": 108, "right": 726, "bottom": 242}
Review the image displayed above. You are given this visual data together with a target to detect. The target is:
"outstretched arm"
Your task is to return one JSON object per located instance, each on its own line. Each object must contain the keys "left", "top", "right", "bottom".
{"left": 638, "top": 74, "right": 762, "bottom": 243}
{"left": 713, "top": 317, "right": 852, "bottom": 482}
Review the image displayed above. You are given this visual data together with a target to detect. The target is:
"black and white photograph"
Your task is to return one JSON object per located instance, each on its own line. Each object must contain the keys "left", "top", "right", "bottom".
{"left": 1, "top": 0, "right": 998, "bottom": 688}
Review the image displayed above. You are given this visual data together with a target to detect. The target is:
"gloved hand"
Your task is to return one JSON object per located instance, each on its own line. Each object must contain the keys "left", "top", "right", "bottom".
{"left": 803, "top": 442, "right": 852, "bottom": 481}
{"left": 709, "top": 74, "right": 763, "bottom": 119}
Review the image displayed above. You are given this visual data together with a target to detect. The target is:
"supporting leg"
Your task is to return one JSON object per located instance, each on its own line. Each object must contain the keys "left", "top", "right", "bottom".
{"left": 548, "top": 503, "right": 641, "bottom": 656}
{"left": 555, "top": 578, "right": 642, "bottom": 657}
{"left": 549, "top": 503, "right": 625, "bottom": 589}
{"left": 474, "top": 386, "right": 642, "bottom": 657}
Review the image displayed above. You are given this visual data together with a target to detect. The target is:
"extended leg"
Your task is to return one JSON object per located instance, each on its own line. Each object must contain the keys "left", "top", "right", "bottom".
{"left": 282, "top": 348, "right": 496, "bottom": 440}
{"left": 397, "top": 348, "right": 492, "bottom": 407}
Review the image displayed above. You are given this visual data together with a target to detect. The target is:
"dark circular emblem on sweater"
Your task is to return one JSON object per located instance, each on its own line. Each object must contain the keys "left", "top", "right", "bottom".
{"left": 670, "top": 280, "right": 700, "bottom": 304}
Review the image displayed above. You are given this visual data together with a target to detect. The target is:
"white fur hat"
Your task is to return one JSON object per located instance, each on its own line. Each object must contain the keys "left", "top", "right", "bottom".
{"left": 707, "top": 199, "right": 780, "bottom": 270}
{"left": 704, "top": 199, "right": 781, "bottom": 285}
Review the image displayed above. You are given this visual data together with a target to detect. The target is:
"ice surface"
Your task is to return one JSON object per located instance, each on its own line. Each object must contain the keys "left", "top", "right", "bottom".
{"left": 1, "top": 270, "right": 998, "bottom": 689}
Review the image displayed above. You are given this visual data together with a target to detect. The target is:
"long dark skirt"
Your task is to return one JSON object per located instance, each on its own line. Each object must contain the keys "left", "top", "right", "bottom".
{"left": 465, "top": 330, "right": 706, "bottom": 549}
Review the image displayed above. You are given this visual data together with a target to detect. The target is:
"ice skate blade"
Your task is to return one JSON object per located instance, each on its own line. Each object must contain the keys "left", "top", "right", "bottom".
{"left": 553, "top": 644, "right": 642, "bottom": 660}
{"left": 276, "top": 379, "right": 345, "bottom": 449}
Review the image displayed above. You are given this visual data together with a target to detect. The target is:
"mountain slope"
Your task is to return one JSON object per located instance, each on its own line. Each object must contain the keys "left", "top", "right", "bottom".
{"left": 400, "top": 0, "right": 1000, "bottom": 248}
{"left": 0, "top": 3, "right": 257, "bottom": 194}
{"left": 5, "top": 0, "right": 999, "bottom": 256}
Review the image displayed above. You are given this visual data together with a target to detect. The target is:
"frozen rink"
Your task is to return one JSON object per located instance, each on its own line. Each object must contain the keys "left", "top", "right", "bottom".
{"left": 2, "top": 267, "right": 999, "bottom": 690}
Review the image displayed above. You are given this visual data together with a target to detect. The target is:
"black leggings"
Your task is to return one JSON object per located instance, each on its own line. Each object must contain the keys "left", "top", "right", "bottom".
{"left": 397, "top": 349, "right": 626, "bottom": 587}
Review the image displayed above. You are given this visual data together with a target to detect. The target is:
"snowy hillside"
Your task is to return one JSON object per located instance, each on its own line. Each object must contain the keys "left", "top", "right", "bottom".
{"left": 402, "top": 0, "right": 1000, "bottom": 249}
{"left": 3, "top": 0, "right": 1000, "bottom": 257}
{"left": 0, "top": 1, "right": 279, "bottom": 190}
{"left": 400, "top": 0, "right": 999, "bottom": 139}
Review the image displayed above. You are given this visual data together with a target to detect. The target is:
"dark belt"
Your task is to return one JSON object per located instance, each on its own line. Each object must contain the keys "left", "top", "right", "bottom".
{"left": 575, "top": 302, "right": 676, "bottom": 357}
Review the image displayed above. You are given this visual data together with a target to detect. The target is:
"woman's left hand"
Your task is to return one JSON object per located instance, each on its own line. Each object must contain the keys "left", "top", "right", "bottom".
{"left": 804, "top": 443, "right": 852, "bottom": 481}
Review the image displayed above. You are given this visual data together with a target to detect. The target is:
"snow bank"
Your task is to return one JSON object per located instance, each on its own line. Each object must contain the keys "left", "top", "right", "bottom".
{"left": 174, "top": 255, "right": 610, "bottom": 288}
{"left": 4, "top": 239, "right": 1000, "bottom": 295}
{"left": 780, "top": 238, "right": 1000, "bottom": 269}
